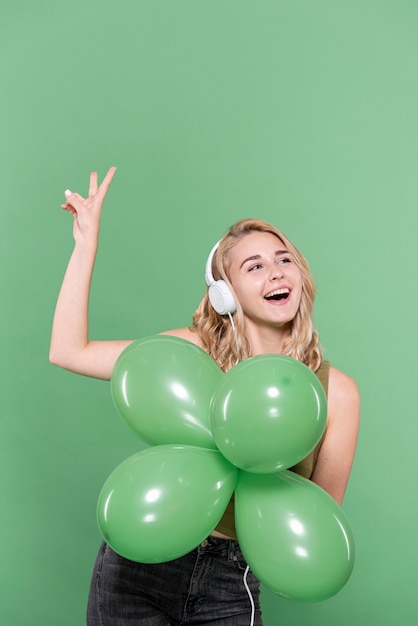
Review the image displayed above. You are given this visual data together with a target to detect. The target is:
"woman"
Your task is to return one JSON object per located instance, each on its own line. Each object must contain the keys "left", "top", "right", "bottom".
{"left": 50, "top": 167, "right": 360, "bottom": 625}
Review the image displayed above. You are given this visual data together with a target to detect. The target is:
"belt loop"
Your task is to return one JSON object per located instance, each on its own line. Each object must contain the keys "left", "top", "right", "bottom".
{"left": 227, "top": 539, "right": 237, "bottom": 562}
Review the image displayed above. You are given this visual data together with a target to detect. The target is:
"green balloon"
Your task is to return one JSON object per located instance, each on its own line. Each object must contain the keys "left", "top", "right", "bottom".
{"left": 210, "top": 355, "right": 327, "bottom": 473}
{"left": 235, "top": 471, "right": 355, "bottom": 602}
{"left": 97, "top": 445, "right": 238, "bottom": 563}
{"left": 111, "top": 336, "right": 223, "bottom": 448}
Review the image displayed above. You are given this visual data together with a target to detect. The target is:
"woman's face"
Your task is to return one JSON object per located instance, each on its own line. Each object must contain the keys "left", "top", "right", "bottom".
{"left": 227, "top": 231, "right": 303, "bottom": 328}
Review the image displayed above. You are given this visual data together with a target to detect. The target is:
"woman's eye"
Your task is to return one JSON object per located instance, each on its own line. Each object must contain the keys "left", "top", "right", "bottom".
{"left": 248, "top": 264, "right": 262, "bottom": 272}
{"left": 278, "top": 257, "right": 291, "bottom": 264}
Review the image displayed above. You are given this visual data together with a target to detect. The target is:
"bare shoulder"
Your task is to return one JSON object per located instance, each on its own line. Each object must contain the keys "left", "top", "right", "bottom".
{"left": 327, "top": 366, "right": 360, "bottom": 438}
{"left": 159, "top": 327, "right": 205, "bottom": 349}
{"left": 328, "top": 366, "right": 360, "bottom": 413}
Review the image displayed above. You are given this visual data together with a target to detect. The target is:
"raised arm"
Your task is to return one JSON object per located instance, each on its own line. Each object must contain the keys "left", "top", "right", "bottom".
{"left": 311, "top": 367, "right": 360, "bottom": 505}
{"left": 49, "top": 168, "right": 134, "bottom": 380}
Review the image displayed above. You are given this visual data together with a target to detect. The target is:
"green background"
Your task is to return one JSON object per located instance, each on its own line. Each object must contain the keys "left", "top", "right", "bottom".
{"left": 1, "top": 1, "right": 416, "bottom": 624}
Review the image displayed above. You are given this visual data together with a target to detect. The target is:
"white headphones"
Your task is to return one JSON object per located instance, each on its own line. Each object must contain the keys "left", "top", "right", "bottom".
{"left": 205, "top": 241, "right": 237, "bottom": 315}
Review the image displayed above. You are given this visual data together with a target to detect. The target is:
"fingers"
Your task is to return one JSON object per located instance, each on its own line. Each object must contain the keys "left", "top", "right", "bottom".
{"left": 61, "top": 190, "right": 72, "bottom": 210}
{"left": 89, "top": 172, "right": 99, "bottom": 197}
{"left": 63, "top": 190, "right": 86, "bottom": 212}
{"left": 61, "top": 166, "right": 117, "bottom": 213}
{"left": 97, "top": 166, "right": 117, "bottom": 202}
{"left": 61, "top": 204, "right": 76, "bottom": 217}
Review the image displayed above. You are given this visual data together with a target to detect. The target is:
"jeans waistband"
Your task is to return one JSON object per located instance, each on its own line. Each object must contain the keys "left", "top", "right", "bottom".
{"left": 197, "top": 535, "right": 241, "bottom": 561}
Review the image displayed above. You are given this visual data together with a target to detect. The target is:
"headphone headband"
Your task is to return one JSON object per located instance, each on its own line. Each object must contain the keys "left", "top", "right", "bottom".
{"left": 205, "top": 241, "right": 221, "bottom": 287}
{"left": 204, "top": 240, "right": 237, "bottom": 315}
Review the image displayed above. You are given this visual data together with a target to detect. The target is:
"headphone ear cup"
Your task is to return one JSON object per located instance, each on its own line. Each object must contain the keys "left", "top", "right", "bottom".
{"left": 208, "top": 280, "right": 237, "bottom": 315}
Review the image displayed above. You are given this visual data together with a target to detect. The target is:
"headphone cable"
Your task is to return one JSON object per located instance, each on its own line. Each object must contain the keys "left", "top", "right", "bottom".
{"left": 243, "top": 565, "right": 255, "bottom": 626}
{"left": 227, "top": 312, "right": 236, "bottom": 333}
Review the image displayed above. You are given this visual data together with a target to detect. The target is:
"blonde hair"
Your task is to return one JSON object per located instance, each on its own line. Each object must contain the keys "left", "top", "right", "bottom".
{"left": 192, "top": 218, "right": 322, "bottom": 372}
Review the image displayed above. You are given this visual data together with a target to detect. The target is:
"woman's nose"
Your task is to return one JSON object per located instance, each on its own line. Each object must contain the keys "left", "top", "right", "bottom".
{"left": 269, "top": 265, "right": 283, "bottom": 280}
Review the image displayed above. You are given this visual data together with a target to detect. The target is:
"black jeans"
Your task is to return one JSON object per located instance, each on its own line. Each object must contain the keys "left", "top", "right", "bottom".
{"left": 87, "top": 537, "right": 262, "bottom": 625}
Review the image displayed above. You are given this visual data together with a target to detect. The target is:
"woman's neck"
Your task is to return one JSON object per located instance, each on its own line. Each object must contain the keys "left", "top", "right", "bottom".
{"left": 244, "top": 319, "right": 291, "bottom": 356}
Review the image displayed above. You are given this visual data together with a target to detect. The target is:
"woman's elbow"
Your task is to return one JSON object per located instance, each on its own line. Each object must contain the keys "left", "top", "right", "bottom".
{"left": 49, "top": 345, "right": 72, "bottom": 370}
{"left": 49, "top": 350, "right": 65, "bottom": 368}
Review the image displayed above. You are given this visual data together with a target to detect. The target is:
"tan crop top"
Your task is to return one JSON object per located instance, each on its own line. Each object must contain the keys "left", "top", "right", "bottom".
{"left": 214, "top": 360, "right": 330, "bottom": 538}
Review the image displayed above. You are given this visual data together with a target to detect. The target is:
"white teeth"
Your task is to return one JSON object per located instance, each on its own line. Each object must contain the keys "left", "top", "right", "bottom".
{"left": 265, "top": 287, "right": 290, "bottom": 298}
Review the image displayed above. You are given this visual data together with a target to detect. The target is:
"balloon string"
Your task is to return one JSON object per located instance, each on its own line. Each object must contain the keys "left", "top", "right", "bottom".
{"left": 243, "top": 565, "right": 255, "bottom": 626}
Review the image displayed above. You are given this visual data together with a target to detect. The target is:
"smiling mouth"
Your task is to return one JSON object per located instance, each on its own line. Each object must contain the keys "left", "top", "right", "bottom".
{"left": 264, "top": 288, "right": 290, "bottom": 302}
